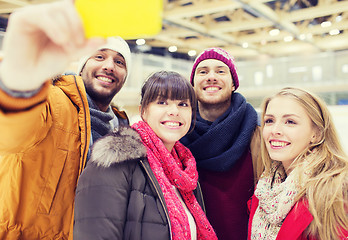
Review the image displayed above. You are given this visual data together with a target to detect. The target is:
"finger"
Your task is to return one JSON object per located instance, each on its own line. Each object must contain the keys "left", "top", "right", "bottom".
{"left": 72, "top": 37, "right": 106, "bottom": 60}
{"left": 11, "top": 2, "right": 72, "bottom": 48}
{"left": 35, "top": 2, "right": 84, "bottom": 50}
{"left": 64, "top": 0, "right": 85, "bottom": 46}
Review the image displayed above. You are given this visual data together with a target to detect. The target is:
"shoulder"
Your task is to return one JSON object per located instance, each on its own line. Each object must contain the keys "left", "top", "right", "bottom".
{"left": 53, "top": 74, "right": 80, "bottom": 86}
{"left": 77, "top": 127, "right": 147, "bottom": 190}
{"left": 50, "top": 75, "right": 85, "bottom": 103}
{"left": 111, "top": 105, "right": 129, "bottom": 124}
{"left": 90, "top": 126, "right": 147, "bottom": 168}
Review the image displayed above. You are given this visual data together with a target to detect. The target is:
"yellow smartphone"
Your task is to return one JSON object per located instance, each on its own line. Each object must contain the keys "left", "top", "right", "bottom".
{"left": 75, "top": 0, "right": 163, "bottom": 39}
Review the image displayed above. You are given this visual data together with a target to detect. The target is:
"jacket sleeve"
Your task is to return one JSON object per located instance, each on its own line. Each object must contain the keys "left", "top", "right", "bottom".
{"left": 73, "top": 161, "right": 135, "bottom": 240}
{"left": 0, "top": 81, "right": 51, "bottom": 154}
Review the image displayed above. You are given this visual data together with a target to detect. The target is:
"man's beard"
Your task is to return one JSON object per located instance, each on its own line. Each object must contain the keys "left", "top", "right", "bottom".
{"left": 86, "top": 86, "right": 117, "bottom": 107}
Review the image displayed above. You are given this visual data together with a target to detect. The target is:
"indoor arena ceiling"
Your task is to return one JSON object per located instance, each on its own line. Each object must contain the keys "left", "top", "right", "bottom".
{"left": 0, "top": 0, "right": 348, "bottom": 60}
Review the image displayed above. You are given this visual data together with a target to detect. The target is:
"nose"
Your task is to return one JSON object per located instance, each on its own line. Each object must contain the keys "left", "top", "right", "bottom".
{"left": 102, "top": 57, "right": 116, "bottom": 73}
{"left": 271, "top": 122, "right": 282, "bottom": 135}
{"left": 167, "top": 103, "right": 179, "bottom": 116}
{"left": 206, "top": 70, "right": 217, "bottom": 82}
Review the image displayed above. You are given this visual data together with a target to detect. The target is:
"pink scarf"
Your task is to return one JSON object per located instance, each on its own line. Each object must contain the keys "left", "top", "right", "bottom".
{"left": 132, "top": 121, "right": 217, "bottom": 240}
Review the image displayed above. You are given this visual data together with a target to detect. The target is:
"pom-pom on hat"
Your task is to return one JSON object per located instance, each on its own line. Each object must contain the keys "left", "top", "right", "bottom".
{"left": 190, "top": 47, "right": 239, "bottom": 90}
{"left": 77, "top": 36, "right": 132, "bottom": 81}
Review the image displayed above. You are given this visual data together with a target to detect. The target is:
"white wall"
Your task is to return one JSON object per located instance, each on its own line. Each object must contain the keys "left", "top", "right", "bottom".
{"left": 329, "top": 105, "right": 348, "bottom": 154}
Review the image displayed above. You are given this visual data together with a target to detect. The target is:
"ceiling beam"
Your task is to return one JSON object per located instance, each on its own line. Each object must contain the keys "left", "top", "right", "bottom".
{"left": 164, "top": 0, "right": 240, "bottom": 19}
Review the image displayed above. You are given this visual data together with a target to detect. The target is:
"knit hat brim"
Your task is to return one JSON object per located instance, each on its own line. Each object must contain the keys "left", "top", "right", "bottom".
{"left": 190, "top": 47, "right": 239, "bottom": 90}
{"left": 77, "top": 36, "right": 132, "bottom": 81}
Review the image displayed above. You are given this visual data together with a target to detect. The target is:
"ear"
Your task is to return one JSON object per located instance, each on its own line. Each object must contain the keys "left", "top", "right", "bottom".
{"left": 310, "top": 127, "right": 321, "bottom": 144}
{"left": 231, "top": 85, "right": 235, "bottom": 93}
{"left": 139, "top": 105, "right": 146, "bottom": 121}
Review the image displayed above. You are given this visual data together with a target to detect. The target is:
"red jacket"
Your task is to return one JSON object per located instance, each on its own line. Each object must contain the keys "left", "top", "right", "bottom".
{"left": 248, "top": 194, "right": 348, "bottom": 240}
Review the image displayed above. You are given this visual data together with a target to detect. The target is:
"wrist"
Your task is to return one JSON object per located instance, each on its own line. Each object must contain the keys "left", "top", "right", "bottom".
{"left": 0, "top": 64, "right": 42, "bottom": 98}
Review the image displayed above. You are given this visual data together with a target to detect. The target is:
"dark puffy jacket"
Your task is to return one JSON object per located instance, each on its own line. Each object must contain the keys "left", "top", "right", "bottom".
{"left": 73, "top": 126, "right": 205, "bottom": 240}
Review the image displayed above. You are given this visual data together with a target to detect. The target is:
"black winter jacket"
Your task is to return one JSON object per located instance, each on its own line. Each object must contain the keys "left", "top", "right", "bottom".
{"left": 73, "top": 126, "right": 205, "bottom": 240}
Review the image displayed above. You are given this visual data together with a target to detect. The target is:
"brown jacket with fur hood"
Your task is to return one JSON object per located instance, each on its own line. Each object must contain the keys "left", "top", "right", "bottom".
{"left": 73, "top": 126, "right": 205, "bottom": 240}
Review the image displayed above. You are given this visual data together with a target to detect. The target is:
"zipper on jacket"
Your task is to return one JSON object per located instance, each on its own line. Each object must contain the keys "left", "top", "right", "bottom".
{"left": 196, "top": 181, "right": 206, "bottom": 214}
{"left": 73, "top": 76, "right": 89, "bottom": 174}
{"left": 140, "top": 159, "right": 173, "bottom": 240}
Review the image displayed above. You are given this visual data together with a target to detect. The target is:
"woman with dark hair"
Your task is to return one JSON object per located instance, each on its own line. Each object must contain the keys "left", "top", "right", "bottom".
{"left": 73, "top": 71, "right": 217, "bottom": 240}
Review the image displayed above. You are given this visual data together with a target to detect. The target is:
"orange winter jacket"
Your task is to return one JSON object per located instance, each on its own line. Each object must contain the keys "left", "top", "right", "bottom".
{"left": 0, "top": 75, "right": 127, "bottom": 239}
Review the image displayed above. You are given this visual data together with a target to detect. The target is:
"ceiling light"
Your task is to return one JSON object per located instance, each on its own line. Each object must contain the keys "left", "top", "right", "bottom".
{"left": 329, "top": 29, "right": 340, "bottom": 35}
{"left": 269, "top": 29, "right": 280, "bottom": 36}
{"left": 299, "top": 34, "right": 306, "bottom": 40}
{"left": 284, "top": 36, "right": 293, "bottom": 42}
{"left": 242, "top": 42, "right": 248, "bottom": 48}
{"left": 136, "top": 39, "right": 146, "bottom": 45}
{"left": 321, "top": 21, "right": 331, "bottom": 28}
{"left": 188, "top": 50, "right": 196, "bottom": 57}
{"left": 168, "top": 46, "right": 177, "bottom": 52}
{"left": 336, "top": 15, "right": 342, "bottom": 22}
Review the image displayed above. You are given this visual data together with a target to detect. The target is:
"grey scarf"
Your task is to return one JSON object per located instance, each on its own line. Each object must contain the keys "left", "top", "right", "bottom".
{"left": 87, "top": 94, "right": 118, "bottom": 144}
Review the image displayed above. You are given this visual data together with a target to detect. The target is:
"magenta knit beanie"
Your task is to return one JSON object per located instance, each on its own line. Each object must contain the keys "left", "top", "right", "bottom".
{"left": 190, "top": 47, "right": 239, "bottom": 90}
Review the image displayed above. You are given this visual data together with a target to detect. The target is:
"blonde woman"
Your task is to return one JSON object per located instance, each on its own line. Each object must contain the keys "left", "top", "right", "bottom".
{"left": 248, "top": 87, "right": 348, "bottom": 240}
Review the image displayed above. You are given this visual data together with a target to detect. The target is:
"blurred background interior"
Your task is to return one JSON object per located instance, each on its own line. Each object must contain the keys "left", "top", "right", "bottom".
{"left": 0, "top": 0, "right": 347, "bottom": 151}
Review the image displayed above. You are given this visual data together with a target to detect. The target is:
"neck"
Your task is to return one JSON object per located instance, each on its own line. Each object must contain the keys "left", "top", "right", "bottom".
{"left": 164, "top": 143, "right": 174, "bottom": 152}
{"left": 283, "top": 163, "right": 293, "bottom": 176}
{"left": 86, "top": 92, "right": 112, "bottom": 112}
{"left": 95, "top": 102, "right": 110, "bottom": 112}
{"left": 198, "top": 99, "right": 231, "bottom": 122}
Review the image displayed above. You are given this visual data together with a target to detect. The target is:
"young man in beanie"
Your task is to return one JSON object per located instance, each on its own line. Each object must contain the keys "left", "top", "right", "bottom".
{"left": 0, "top": 2, "right": 130, "bottom": 239}
{"left": 181, "top": 47, "right": 262, "bottom": 240}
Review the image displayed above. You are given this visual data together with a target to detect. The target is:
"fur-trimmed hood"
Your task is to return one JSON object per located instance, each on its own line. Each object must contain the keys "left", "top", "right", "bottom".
{"left": 90, "top": 126, "right": 147, "bottom": 168}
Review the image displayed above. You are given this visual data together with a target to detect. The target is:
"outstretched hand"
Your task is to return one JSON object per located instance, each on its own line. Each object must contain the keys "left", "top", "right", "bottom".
{"left": 0, "top": 0, "right": 105, "bottom": 91}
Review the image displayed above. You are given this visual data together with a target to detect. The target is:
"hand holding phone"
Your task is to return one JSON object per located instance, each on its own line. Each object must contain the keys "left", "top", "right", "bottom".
{"left": 75, "top": 0, "right": 163, "bottom": 39}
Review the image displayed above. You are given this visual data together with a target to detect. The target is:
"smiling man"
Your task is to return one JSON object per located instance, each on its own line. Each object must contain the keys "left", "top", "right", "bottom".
{"left": 0, "top": 1, "right": 130, "bottom": 239}
{"left": 77, "top": 37, "right": 131, "bottom": 146}
{"left": 181, "top": 47, "right": 262, "bottom": 240}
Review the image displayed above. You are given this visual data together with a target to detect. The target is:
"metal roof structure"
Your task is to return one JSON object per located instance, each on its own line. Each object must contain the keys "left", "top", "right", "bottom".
{"left": 0, "top": 0, "right": 347, "bottom": 60}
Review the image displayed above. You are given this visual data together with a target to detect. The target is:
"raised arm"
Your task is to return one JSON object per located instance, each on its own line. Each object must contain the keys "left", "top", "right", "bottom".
{"left": 0, "top": 1, "right": 103, "bottom": 153}
{"left": 0, "top": 0, "right": 102, "bottom": 91}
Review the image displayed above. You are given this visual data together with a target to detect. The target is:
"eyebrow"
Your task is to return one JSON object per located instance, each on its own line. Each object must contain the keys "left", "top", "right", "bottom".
{"left": 264, "top": 113, "right": 300, "bottom": 118}
{"left": 196, "top": 65, "right": 229, "bottom": 69}
{"left": 99, "top": 49, "right": 124, "bottom": 58}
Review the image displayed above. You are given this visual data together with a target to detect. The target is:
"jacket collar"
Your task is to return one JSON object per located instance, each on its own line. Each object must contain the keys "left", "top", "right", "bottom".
{"left": 89, "top": 126, "right": 147, "bottom": 168}
{"left": 276, "top": 199, "right": 313, "bottom": 240}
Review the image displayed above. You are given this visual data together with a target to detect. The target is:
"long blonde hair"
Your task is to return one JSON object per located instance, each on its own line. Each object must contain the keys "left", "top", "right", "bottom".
{"left": 260, "top": 87, "right": 348, "bottom": 240}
